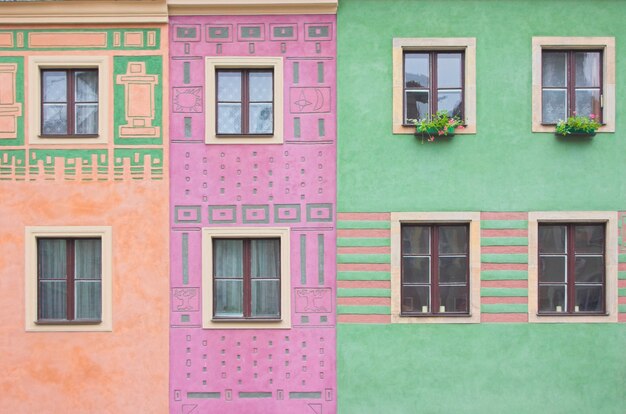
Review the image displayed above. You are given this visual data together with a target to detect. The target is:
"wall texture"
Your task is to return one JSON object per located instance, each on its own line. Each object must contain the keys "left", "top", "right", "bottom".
{"left": 169, "top": 15, "right": 337, "bottom": 414}
{"left": 337, "top": 0, "right": 626, "bottom": 412}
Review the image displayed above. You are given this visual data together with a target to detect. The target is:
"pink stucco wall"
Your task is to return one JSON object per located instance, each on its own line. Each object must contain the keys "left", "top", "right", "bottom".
{"left": 169, "top": 15, "right": 337, "bottom": 414}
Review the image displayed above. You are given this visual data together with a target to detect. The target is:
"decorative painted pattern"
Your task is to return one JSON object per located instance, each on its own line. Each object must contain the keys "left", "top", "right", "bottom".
{"left": 0, "top": 29, "right": 161, "bottom": 50}
{"left": 0, "top": 57, "right": 24, "bottom": 146}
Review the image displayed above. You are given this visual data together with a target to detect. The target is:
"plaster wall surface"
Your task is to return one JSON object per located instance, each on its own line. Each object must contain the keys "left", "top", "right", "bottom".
{"left": 169, "top": 14, "right": 337, "bottom": 414}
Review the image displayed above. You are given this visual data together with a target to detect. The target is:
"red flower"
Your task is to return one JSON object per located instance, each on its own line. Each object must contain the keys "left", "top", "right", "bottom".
{"left": 589, "top": 113, "right": 596, "bottom": 119}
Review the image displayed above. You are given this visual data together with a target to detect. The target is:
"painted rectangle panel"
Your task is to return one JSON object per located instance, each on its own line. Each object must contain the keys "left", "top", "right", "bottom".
{"left": 0, "top": 32, "right": 13, "bottom": 48}
{"left": 28, "top": 32, "right": 107, "bottom": 48}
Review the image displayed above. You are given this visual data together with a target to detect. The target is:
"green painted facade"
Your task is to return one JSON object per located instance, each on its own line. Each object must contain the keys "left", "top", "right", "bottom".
{"left": 337, "top": 0, "right": 626, "bottom": 412}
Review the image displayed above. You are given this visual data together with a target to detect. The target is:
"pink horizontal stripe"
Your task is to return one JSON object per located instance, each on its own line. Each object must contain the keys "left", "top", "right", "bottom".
{"left": 338, "top": 212, "right": 390, "bottom": 221}
{"left": 338, "top": 314, "right": 391, "bottom": 324}
{"left": 481, "top": 212, "right": 528, "bottom": 220}
{"left": 482, "top": 297, "right": 528, "bottom": 304}
{"left": 619, "top": 263, "right": 626, "bottom": 271}
{"left": 481, "top": 280, "right": 528, "bottom": 288}
{"left": 482, "top": 245, "right": 528, "bottom": 254}
{"left": 338, "top": 246, "right": 391, "bottom": 255}
{"left": 337, "top": 229, "right": 390, "bottom": 238}
{"left": 481, "top": 313, "right": 528, "bottom": 323}
{"left": 337, "top": 297, "right": 391, "bottom": 306}
{"left": 338, "top": 280, "right": 391, "bottom": 289}
{"left": 619, "top": 313, "right": 626, "bottom": 323}
{"left": 618, "top": 297, "right": 626, "bottom": 305}
{"left": 481, "top": 229, "right": 528, "bottom": 237}
{"left": 338, "top": 263, "right": 390, "bottom": 271}
{"left": 618, "top": 280, "right": 626, "bottom": 288}
{"left": 482, "top": 263, "right": 528, "bottom": 271}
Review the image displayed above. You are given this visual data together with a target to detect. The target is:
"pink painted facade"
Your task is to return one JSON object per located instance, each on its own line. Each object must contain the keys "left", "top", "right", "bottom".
{"left": 169, "top": 14, "right": 337, "bottom": 414}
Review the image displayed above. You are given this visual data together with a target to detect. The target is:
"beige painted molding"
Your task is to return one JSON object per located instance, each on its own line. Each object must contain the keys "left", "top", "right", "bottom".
{"left": 205, "top": 56, "right": 284, "bottom": 145}
{"left": 0, "top": 1, "right": 168, "bottom": 24}
{"left": 531, "top": 37, "right": 615, "bottom": 133}
{"left": 390, "top": 212, "right": 481, "bottom": 324}
{"left": 168, "top": 0, "right": 338, "bottom": 15}
{"left": 527, "top": 211, "right": 618, "bottom": 323}
{"left": 25, "top": 226, "right": 113, "bottom": 332}
{"left": 392, "top": 38, "right": 477, "bottom": 135}
{"left": 202, "top": 227, "right": 291, "bottom": 330}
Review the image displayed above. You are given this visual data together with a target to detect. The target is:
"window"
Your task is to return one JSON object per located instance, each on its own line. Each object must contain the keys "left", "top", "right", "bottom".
{"left": 202, "top": 227, "right": 291, "bottom": 329}
{"left": 37, "top": 238, "right": 102, "bottom": 322}
{"left": 528, "top": 212, "right": 618, "bottom": 323}
{"left": 213, "top": 238, "right": 280, "bottom": 319}
{"left": 390, "top": 212, "right": 480, "bottom": 324}
{"left": 206, "top": 57, "right": 284, "bottom": 144}
{"left": 401, "top": 224, "right": 469, "bottom": 315}
{"left": 28, "top": 55, "right": 109, "bottom": 144}
{"left": 541, "top": 51, "right": 601, "bottom": 124}
{"left": 41, "top": 69, "right": 99, "bottom": 137}
{"left": 403, "top": 51, "right": 464, "bottom": 123}
{"left": 216, "top": 69, "right": 273, "bottom": 135}
{"left": 392, "top": 38, "right": 476, "bottom": 134}
{"left": 538, "top": 223, "right": 605, "bottom": 314}
{"left": 532, "top": 37, "right": 615, "bottom": 133}
{"left": 25, "top": 226, "right": 112, "bottom": 332}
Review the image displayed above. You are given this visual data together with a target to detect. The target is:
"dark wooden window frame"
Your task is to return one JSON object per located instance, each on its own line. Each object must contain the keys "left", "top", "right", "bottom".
{"left": 40, "top": 68, "right": 99, "bottom": 138}
{"left": 538, "top": 223, "right": 606, "bottom": 315}
{"left": 212, "top": 237, "right": 281, "bottom": 320}
{"left": 541, "top": 49, "right": 603, "bottom": 125}
{"left": 215, "top": 68, "right": 274, "bottom": 136}
{"left": 402, "top": 50, "right": 465, "bottom": 125}
{"left": 400, "top": 224, "right": 470, "bottom": 317}
{"left": 36, "top": 237, "right": 102, "bottom": 324}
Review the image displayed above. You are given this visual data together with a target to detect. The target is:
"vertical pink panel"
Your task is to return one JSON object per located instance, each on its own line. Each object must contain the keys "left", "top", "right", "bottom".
{"left": 170, "top": 15, "right": 337, "bottom": 414}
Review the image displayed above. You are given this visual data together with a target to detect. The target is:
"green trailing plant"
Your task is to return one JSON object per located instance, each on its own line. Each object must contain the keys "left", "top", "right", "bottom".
{"left": 555, "top": 114, "right": 601, "bottom": 136}
{"left": 409, "top": 110, "right": 463, "bottom": 142}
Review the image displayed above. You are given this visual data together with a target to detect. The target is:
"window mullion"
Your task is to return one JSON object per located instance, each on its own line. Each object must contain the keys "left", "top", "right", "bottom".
{"left": 242, "top": 70, "right": 249, "bottom": 135}
{"left": 566, "top": 225, "right": 575, "bottom": 313}
{"left": 68, "top": 70, "right": 75, "bottom": 136}
{"left": 67, "top": 239, "right": 75, "bottom": 321}
{"left": 243, "top": 239, "right": 251, "bottom": 318}
{"left": 567, "top": 52, "right": 574, "bottom": 117}
{"left": 431, "top": 52, "right": 438, "bottom": 116}
{"left": 432, "top": 226, "right": 440, "bottom": 314}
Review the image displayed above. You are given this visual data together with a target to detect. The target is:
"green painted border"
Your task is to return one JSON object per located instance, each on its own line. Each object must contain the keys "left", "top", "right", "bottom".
{"left": 481, "top": 288, "right": 528, "bottom": 297}
{"left": 338, "top": 220, "right": 391, "bottom": 229}
{"left": 481, "top": 270, "right": 528, "bottom": 280}
{"left": 338, "top": 237, "right": 391, "bottom": 247}
{"left": 481, "top": 220, "right": 528, "bottom": 230}
{"left": 338, "top": 271, "right": 390, "bottom": 281}
{"left": 481, "top": 237, "right": 528, "bottom": 246}
{"left": 481, "top": 303, "right": 528, "bottom": 313}
{"left": 0, "top": 29, "right": 161, "bottom": 51}
{"left": 481, "top": 254, "right": 528, "bottom": 264}
{"left": 337, "top": 254, "right": 390, "bottom": 264}
{"left": 337, "top": 288, "right": 391, "bottom": 297}
{"left": 337, "top": 305, "right": 390, "bottom": 315}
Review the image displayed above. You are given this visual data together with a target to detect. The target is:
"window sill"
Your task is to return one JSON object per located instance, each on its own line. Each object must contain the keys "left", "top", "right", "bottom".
{"left": 536, "top": 312, "right": 608, "bottom": 317}
{"left": 394, "top": 124, "right": 476, "bottom": 135}
{"left": 400, "top": 313, "right": 471, "bottom": 318}
{"left": 38, "top": 134, "right": 100, "bottom": 139}
{"left": 212, "top": 318, "right": 282, "bottom": 323}
{"left": 35, "top": 319, "right": 102, "bottom": 325}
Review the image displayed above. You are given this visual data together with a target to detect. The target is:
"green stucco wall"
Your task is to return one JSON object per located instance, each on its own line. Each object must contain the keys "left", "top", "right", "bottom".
{"left": 338, "top": 324, "right": 626, "bottom": 414}
{"left": 337, "top": 0, "right": 626, "bottom": 412}
{"left": 337, "top": 0, "right": 626, "bottom": 212}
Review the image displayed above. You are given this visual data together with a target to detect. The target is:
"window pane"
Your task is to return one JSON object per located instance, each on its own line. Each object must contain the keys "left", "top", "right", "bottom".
{"left": 75, "top": 239, "right": 101, "bottom": 280}
{"left": 439, "top": 257, "right": 467, "bottom": 283}
{"left": 42, "top": 104, "right": 68, "bottom": 135}
{"left": 217, "top": 71, "right": 241, "bottom": 101}
{"left": 38, "top": 239, "right": 67, "bottom": 279}
{"left": 538, "top": 285, "right": 566, "bottom": 312}
{"left": 404, "top": 53, "right": 429, "bottom": 88}
{"left": 75, "top": 280, "right": 102, "bottom": 320}
{"left": 401, "top": 286, "right": 429, "bottom": 313}
{"left": 539, "top": 225, "right": 566, "bottom": 254}
{"left": 217, "top": 103, "right": 242, "bottom": 134}
{"left": 542, "top": 52, "right": 567, "bottom": 87}
{"left": 402, "top": 257, "right": 430, "bottom": 284}
{"left": 439, "top": 285, "right": 468, "bottom": 313}
{"left": 539, "top": 256, "right": 566, "bottom": 283}
{"left": 251, "top": 280, "right": 280, "bottom": 317}
{"left": 575, "top": 286, "right": 603, "bottom": 312}
{"left": 405, "top": 91, "right": 429, "bottom": 121}
{"left": 437, "top": 90, "right": 462, "bottom": 118}
{"left": 542, "top": 89, "right": 567, "bottom": 124}
{"left": 75, "top": 104, "right": 98, "bottom": 134}
{"left": 251, "top": 239, "right": 280, "bottom": 279}
{"left": 574, "top": 52, "right": 600, "bottom": 87}
{"left": 75, "top": 71, "right": 98, "bottom": 102}
{"left": 39, "top": 281, "right": 67, "bottom": 319}
{"left": 438, "top": 226, "right": 467, "bottom": 254}
{"left": 574, "top": 89, "right": 601, "bottom": 119}
{"left": 214, "top": 239, "right": 243, "bottom": 278}
{"left": 575, "top": 256, "right": 604, "bottom": 283}
{"left": 249, "top": 72, "right": 273, "bottom": 102}
{"left": 43, "top": 71, "right": 67, "bottom": 102}
{"left": 214, "top": 280, "right": 243, "bottom": 317}
{"left": 402, "top": 226, "right": 429, "bottom": 255}
{"left": 437, "top": 53, "right": 462, "bottom": 88}
{"left": 249, "top": 103, "right": 273, "bottom": 134}
{"left": 575, "top": 225, "right": 604, "bottom": 254}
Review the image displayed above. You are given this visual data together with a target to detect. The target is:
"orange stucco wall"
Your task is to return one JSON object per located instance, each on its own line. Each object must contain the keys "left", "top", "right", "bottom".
{"left": 0, "top": 181, "right": 169, "bottom": 413}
